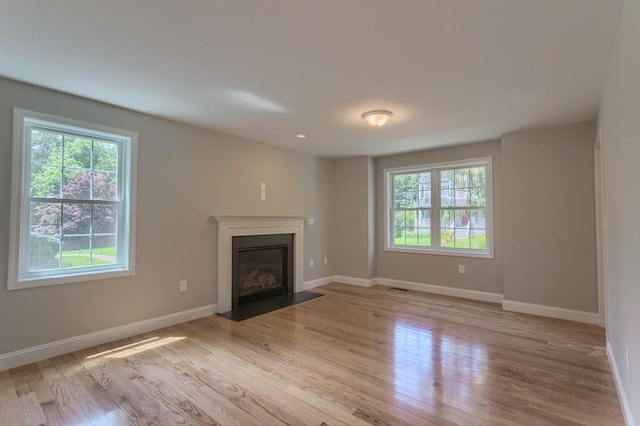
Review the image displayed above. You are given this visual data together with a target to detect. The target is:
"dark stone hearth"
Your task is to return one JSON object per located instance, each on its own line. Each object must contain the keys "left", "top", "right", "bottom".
{"left": 218, "top": 291, "right": 323, "bottom": 322}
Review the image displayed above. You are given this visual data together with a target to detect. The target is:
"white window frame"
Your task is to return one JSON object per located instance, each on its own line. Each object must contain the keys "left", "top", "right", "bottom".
{"left": 384, "top": 157, "right": 494, "bottom": 259}
{"left": 8, "top": 108, "right": 138, "bottom": 290}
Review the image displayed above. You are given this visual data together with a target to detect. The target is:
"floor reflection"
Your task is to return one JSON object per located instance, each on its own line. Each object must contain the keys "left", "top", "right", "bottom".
{"left": 393, "top": 320, "right": 488, "bottom": 406}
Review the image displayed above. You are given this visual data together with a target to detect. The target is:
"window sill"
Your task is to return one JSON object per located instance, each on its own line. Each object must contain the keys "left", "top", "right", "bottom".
{"left": 8, "top": 268, "right": 135, "bottom": 291}
{"left": 384, "top": 246, "right": 494, "bottom": 259}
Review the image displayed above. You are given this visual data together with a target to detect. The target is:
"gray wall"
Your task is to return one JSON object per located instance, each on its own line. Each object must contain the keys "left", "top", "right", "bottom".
{"left": 375, "top": 140, "right": 503, "bottom": 294}
{"left": 0, "top": 77, "right": 334, "bottom": 354}
{"left": 502, "top": 122, "right": 597, "bottom": 312}
{"left": 598, "top": 0, "right": 640, "bottom": 420}
{"left": 333, "top": 156, "right": 375, "bottom": 279}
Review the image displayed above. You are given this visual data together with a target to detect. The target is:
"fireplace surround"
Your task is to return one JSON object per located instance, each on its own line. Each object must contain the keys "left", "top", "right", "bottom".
{"left": 213, "top": 215, "right": 306, "bottom": 313}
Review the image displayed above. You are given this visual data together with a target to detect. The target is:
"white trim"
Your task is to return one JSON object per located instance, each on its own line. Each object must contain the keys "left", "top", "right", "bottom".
{"left": 502, "top": 300, "right": 600, "bottom": 324}
{"left": 212, "top": 215, "right": 307, "bottom": 313}
{"left": 607, "top": 342, "right": 636, "bottom": 426}
{"left": 8, "top": 108, "right": 138, "bottom": 290}
{"left": 383, "top": 156, "right": 494, "bottom": 259}
{"left": 0, "top": 304, "right": 216, "bottom": 372}
{"left": 303, "top": 276, "right": 334, "bottom": 290}
{"left": 594, "top": 136, "right": 607, "bottom": 328}
{"left": 376, "top": 277, "right": 503, "bottom": 303}
{"left": 334, "top": 275, "right": 376, "bottom": 288}
{"left": 383, "top": 246, "right": 494, "bottom": 259}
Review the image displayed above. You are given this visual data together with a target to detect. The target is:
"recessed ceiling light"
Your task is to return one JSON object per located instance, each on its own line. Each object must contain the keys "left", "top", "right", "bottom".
{"left": 362, "top": 110, "right": 393, "bottom": 127}
{"left": 295, "top": 132, "right": 306, "bottom": 139}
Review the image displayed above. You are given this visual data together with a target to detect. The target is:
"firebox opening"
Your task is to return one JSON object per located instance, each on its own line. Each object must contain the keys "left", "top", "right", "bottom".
{"left": 232, "top": 233, "right": 294, "bottom": 309}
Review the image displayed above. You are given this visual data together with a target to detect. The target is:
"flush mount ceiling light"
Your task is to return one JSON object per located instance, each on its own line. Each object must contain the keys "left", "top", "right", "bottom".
{"left": 295, "top": 132, "right": 306, "bottom": 139}
{"left": 362, "top": 110, "right": 393, "bottom": 127}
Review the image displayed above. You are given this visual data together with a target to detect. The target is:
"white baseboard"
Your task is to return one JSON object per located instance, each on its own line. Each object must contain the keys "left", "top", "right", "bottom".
{"left": 303, "top": 276, "right": 335, "bottom": 290}
{"left": 376, "top": 277, "right": 503, "bottom": 304}
{"left": 334, "top": 275, "right": 376, "bottom": 288}
{"left": 0, "top": 304, "right": 216, "bottom": 372}
{"left": 502, "top": 300, "right": 600, "bottom": 325}
{"left": 607, "top": 342, "right": 636, "bottom": 426}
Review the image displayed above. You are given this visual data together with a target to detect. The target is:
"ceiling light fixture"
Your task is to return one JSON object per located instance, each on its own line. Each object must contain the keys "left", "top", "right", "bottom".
{"left": 295, "top": 132, "right": 306, "bottom": 139}
{"left": 362, "top": 110, "right": 393, "bottom": 127}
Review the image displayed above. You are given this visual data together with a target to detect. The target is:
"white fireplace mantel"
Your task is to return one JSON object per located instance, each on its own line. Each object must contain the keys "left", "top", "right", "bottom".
{"left": 212, "top": 215, "right": 307, "bottom": 313}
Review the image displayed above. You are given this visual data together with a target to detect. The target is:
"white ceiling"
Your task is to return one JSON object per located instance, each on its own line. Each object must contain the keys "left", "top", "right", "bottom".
{"left": 0, "top": 0, "right": 622, "bottom": 158}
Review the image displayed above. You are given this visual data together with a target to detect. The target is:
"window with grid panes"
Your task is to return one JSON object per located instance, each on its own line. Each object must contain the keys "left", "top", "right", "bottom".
{"left": 8, "top": 109, "right": 137, "bottom": 289}
{"left": 385, "top": 158, "right": 493, "bottom": 258}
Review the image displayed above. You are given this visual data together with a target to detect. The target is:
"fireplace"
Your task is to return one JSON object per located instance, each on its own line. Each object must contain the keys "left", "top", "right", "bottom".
{"left": 213, "top": 215, "right": 306, "bottom": 314}
{"left": 232, "top": 234, "right": 293, "bottom": 309}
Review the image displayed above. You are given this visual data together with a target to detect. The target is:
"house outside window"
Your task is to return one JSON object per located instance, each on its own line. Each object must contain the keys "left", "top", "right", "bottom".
{"left": 8, "top": 109, "right": 137, "bottom": 290}
{"left": 385, "top": 157, "right": 493, "bottom": 258}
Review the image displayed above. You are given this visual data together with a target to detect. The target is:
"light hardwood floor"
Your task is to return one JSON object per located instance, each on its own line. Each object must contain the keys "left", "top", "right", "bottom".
{"left": 0, "top": 283, "right": 624, "bottom": 425}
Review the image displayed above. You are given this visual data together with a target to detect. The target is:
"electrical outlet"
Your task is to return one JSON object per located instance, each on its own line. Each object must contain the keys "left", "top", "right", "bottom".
{"left": 324, "top": 257, "right": 328, "bottom": 265}
{"left": 308, "top": 217, "right": 314, "bottom": 225}
{"left": 626, "top": 344, "right": 629, "bottom": 370}
{"left": 458, "top": 265, "right": 465, "bottom": 274}
{"left": 179, "top": 280, "right": 188, "bottom": 292}
{"left": 310, "top": 259, "right": 314, "bottom": 267}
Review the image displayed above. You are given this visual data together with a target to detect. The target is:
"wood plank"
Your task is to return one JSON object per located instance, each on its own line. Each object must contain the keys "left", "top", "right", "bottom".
{"left": 0, "top": 283, "right": 625, "bottom": 425}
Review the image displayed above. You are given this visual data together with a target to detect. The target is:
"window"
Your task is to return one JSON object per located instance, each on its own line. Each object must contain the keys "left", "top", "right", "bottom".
{"left": 8, "top": 108, "right": 137, "bottom": 289}
{"left": 385, "top": 157, "right": 493, "bottom": 258}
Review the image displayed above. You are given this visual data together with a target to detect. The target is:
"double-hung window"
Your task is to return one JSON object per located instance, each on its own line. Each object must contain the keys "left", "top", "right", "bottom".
{"left": 385, "top": 157, "right": 493, "bottom": 258}
{"left": 8, "top": 108, "right": 137, "bottom": 289}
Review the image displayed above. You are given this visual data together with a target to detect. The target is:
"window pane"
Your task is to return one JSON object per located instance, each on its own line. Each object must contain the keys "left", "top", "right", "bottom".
{"left": 454, "top": 168, "right": 469, "bottom": 188}
{"left": 30, "top": 165, "right": 61, "bottom": 198}
{"left": 394, "top": 210, "right": 407, "bottom": 245}
{"left": 61, "top": 236, "right": 91, "bottom": 268}
{"left": 440, "top": 170, "right": 453, "bottom": 190}
{"left": 407, "top": 210, "right": 418, "bottom": 244}
{"left": 440, "top": 208, "right": 487, "bottom": 250}
{"left": 394, "top": 173, "right": 419, "bottom": 194}
{"left": 470, "top": 187, "right": 486, "bottom": 206}
{"left": 418, "top": 190, "right": 431, "bottom": 207}
{"left": 415, "top": 210, "right": 431, "bottom": 247}
{"left": 417, "top": 228, "right": 431, "bottom": 246}
{"left": 62, "top": 170, "right": 91, "bottom": 199}
{"left": 470, "top": 230, "right": 487, "bottom": 249}
{"left": 62, "top": 203, "right": 91, "bottom": 236}
{"left": 440, "top": 209, "right": 456, "bottom": 248}
{"left": 470, "top": 209, "right": 486, "bottom": 229}
{"left": 30, "top": 129, "right": 62, "bottom": 166}
{"left": 469, "top": 167, "right": 486, "bottom": 188}
{"left": 93, "top": 141, "right": 118, "bottom": 172}
{"left": 93, "top": 205, "right": 117, "bottom": 234}
{"left": 27, "top": 236, "right": 60, "bottom": 271}
{"left": 405, "top": 191, "right": 419, "bottom": 208}
{"left": 440, "top": 188, "right": 454, "bottom": 207}
{"left": 394, "top": 209, "right": 420, "bottom": 246}
{"left": 92, "top": 172, "right": 117, "bottom": 201}
{"left": 93, "top": 235, "right": 117, "bottom": 265}
{"left": 30, "top": 202, "right": 61, "bottom": 236}
{"left": 454, "top": 189, "right": 470, "bottom": 207}
{"left": 63, "top": 136, "right": 92, "bottom": 169}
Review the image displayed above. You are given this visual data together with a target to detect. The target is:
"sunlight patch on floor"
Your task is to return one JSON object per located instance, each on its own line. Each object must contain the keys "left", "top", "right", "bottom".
{"left": 85, "top": 336, "right": 186, "bottom": 359}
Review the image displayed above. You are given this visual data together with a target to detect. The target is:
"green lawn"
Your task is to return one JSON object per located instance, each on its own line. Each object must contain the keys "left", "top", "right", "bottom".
{"left": 59, "top": 246, "right": 116, "bottom": 267}
{"left": 395, "top": 232, "right": 486, "bottom": 249}
{"left": 61, "top": 255, "right": 111, "bottom": 267}
{"left": 62, "top": 246, "right": 116, "bottom": 256}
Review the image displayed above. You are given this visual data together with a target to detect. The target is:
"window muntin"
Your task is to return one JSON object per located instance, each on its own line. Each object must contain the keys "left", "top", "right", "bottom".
{"left": 9, "top": 109, "right": 137, "bottom": 289}
{"left": 386, "top": 158, "right": 493, "bottom": 257}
